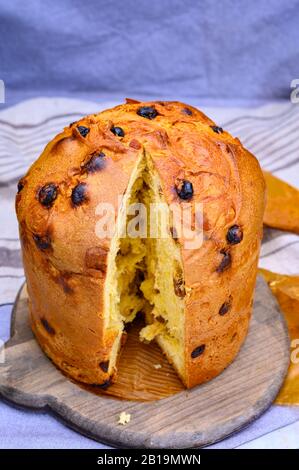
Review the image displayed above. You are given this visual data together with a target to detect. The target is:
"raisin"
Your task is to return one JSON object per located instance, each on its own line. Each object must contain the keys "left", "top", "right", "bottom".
{"left": 176, "top": 180, "right": 193, "bottom": 200}
{"left": 99, "top": 379, "right": 112, "bottom": 389}
{"left": 227, "top": 225, "right": 243, "bottom": 245}
{"left": 137, "top": 106, "right": 158, "bottom": 120}
{"left": 210, "top": 125, "right": 223, "bottom": 134}
{"left": 182, "top": 107, "right": 192, "bottom": 115}
{"left": 91, "top": 378, "right": 112, "bottom": 389}
{"left": 77, "top": 125, "right": 90, "bottom": 137}
{"left": 156, "top": 315, "right": 166, "bottom": 324}
{"left": 17, "top": 180, "right": 25, "bottom": 193}
{"left": 216, "top": 249, "right": 232, "bottom": 273}
{"left": 191, "top": 344, "right": 205, "bottom": 359}
{"left": 71, "top": 183, "right": 88, "bottom": 206}
{"left": 99, "top": 361, "right": 109, "bottom": 373}
{"left": 111, "top": 126, "right": 125, "bottom": 137}
{"left": 38, "top": 183, "right": 58, "bottom": 207}
{"left": 219, "top": 297, "right": 232, "bottom": 316}
{"left": 33, "top": 234, "right": 51, "bottom": 251}
{"left": 83, "top": 153, "right": 106, "bottom": 173}
{"left": 41, "top": 317, "right": 55, "bottom": 335}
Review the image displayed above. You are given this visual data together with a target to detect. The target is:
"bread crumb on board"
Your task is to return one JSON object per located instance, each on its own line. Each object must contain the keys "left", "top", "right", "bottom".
{"left": 153, "top": 364, "right": 162, "bottom": 369}
{"left": 118, "top": 411, "right": 131, "bottom": 425}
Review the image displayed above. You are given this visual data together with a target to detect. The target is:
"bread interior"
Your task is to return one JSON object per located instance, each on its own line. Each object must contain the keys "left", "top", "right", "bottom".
{"left": 104, "top": 150, "right": 186, "bottom": 384}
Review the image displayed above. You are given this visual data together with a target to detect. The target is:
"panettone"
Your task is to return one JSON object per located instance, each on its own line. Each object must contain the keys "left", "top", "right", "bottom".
{"left": 16, "top": 100, "right": 265, "bottom": 389}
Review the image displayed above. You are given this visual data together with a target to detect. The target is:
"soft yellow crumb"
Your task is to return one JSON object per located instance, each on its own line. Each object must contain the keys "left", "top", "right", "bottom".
{"left": 153, "top": 364, "right": 162, "bottom": 369}
{"left": 118, "top": 411, "right": 131, "bottom": 425}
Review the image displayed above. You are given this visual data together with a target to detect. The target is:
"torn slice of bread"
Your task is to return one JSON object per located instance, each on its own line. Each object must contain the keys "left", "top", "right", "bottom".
{"left": 16, "top": 100, "right": 265, "bottom": 389}
{"left": 105, "top": 150, "right": 185, "bottom": 382}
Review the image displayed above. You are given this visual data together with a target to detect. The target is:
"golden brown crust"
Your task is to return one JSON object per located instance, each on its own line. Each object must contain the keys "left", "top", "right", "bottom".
{"left": 16, "top": 100, "right": 265, "bottom": 388}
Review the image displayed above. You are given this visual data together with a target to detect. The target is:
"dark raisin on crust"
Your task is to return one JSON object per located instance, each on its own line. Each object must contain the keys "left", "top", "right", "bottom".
{"left": 227, "top": 224, "right": 243, "bottom": 245}
{"left": 137, "top": 106, "right": 158, "bottom": 120}
{"left": 33, "top": 234, "right": 51, "bottom": 251}
{"left": 91, "top": 378, "right": 112, "bottom": 389}
{"left": 111, "top": 126, "right": 125, "bottom": 137}
{"left": 175, "top": 180, "right": 194, "bottom": 200}
{"left": 219, "top": 297, "right": 232, "bottom": 316}
{"left": 210, "top": 125, "right": 223, "bottom": 134}
{"left": 99, "top": 379, "right": 112, "bottom": 389}
{"left": 99, "top": 361, "right": 109, "bottom": 373}
{"left": 216, "top": 249, "right": 232, "bottom": 273}
{"left": 182, "top": 107, "right": 192, "bottom": 115}
{"left": 41, "top": 317, "right": 55, "bottom": 335}
{"left": 77, "top": 125, "right": 90, "bottom": 137}
{"left": 191, "top": 344, "right": 205, "bottom": 359}
{"left": 83, "top": 153, "right": 106, "bottom": 173}
{"left": 38, "top": 183, "right": 58, "bottom": 207}
{"left": 17, "top": 180, "right": 25, "bottom": 193}
{"left": 71, "top": 183, "right": 88, "bottom": 206}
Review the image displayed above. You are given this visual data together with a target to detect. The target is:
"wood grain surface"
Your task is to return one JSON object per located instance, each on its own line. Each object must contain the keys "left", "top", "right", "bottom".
{"left": 0, "top": 276, "right": 290, "bottom": 448}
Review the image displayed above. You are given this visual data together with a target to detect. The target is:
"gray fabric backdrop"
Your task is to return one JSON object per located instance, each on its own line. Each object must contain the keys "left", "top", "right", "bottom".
{"left": 1, "top": 0, "right": 299, "bottom": 106}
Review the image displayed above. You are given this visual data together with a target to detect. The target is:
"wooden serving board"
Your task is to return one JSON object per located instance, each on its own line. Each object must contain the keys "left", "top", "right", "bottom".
{"left": 0, "top": 276, "right": 290, "bottom": 449}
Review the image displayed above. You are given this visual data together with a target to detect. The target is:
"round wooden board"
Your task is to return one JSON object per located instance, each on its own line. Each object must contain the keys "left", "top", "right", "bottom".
{"left": 0, "top": 276, "right": 290, "bottom": 449}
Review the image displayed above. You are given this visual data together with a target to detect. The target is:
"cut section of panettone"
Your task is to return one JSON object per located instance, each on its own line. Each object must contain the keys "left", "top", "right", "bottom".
{"left": 104, "top": 149, "right": 185, "bottom": 383}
